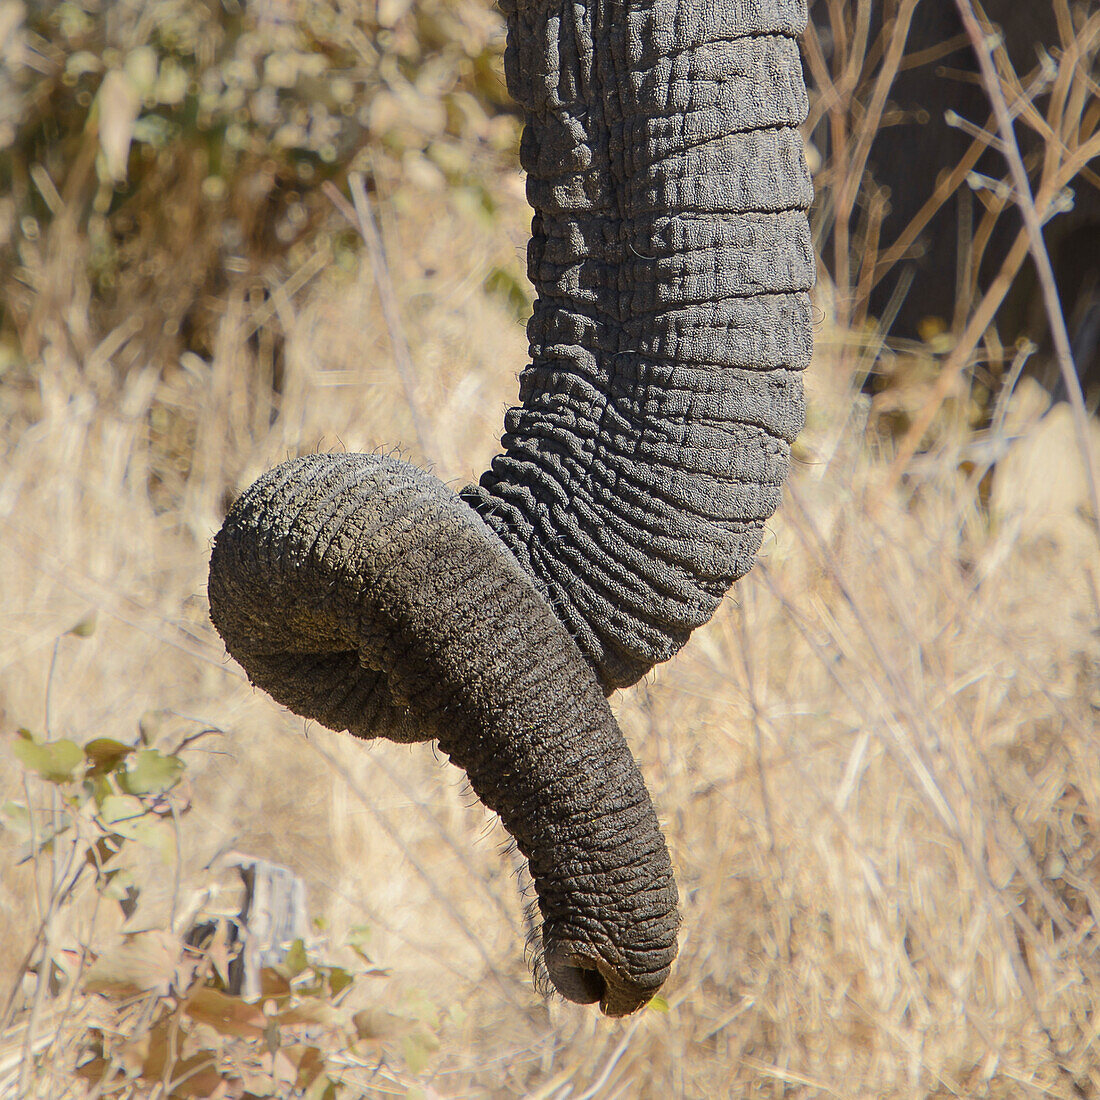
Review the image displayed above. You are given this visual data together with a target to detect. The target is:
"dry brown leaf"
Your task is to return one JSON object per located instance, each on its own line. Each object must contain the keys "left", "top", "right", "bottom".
{"left": 167, "top": 1053, "right": 240, "bottom": 1099}
{"left": 183, "top": 986, "right": 267, "bottom": 1040}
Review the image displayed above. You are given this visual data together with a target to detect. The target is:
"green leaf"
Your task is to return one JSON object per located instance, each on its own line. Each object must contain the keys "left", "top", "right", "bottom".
{"left": 84, "top": 738, "right": 133, "bottom": 775}
{"left": 100, "top": 794, "right": 144, "bottom": 826}
{"left": 118, "top": 749, "right": 184, "bottom": 796}
{"left": 97, "top": 795, "right": 173, "bottom": 859}
{"left": 401, "top": 1030, "right": 439, "bottom": 1075}
{"left": 66, "top": 610, "right": 98, "bottom": 638}
{"left": 405, "top": 992, "right": 439, "bottom": 1031}
{"left": 113, "top": 816, "right": 175, "bottom": 861}
{"left": 85, "top": 774, "right": 113, "bottom": 808}
{"left": 326, "top": 966, "right": 353, "bottom": 998}
{"left": 283, "top": 938, "right": 308, "bottom": 979}
{"left": 1, "top": 801, "right": 32, "bottom": 836}
{"left": 646, "top": 995, "right": 670, "bottom": 1014}
{"left": 14, "top": 736, "right": 84, "bottom": 783}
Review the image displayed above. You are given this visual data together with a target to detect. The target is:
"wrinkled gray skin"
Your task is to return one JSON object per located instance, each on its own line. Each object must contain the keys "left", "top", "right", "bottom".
{"left": 209, "top": 0, "right": 813, "bottom": 1016}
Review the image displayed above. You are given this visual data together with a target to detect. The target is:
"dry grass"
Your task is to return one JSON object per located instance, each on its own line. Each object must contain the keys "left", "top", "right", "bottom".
{"left": 1, "top": 175, "right": 1098, "bottom": 1097}
{"left": 2, "top": 5, "right": 1100, "bottom": 1099}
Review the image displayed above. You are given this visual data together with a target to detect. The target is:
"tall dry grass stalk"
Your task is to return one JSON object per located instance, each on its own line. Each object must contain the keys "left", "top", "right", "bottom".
{"left": 1, "top": 6, "right": 1099, "bottom": 1099}
{"left": 806, "top": 1, "right": 1099, "bottom": 478}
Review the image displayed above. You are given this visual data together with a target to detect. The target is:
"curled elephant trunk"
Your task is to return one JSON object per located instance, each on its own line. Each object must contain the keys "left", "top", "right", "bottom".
{"left": 209, "top": 454, "right": 678, "bottom": 1014}
{"left": 209, "top": 0, "right": 812, "bottom": 1014}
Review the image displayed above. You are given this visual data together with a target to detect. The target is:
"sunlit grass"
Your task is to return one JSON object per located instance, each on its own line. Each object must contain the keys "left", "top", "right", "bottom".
{"left": 1, "top": 2, "right": 1099, "bottom": 1096}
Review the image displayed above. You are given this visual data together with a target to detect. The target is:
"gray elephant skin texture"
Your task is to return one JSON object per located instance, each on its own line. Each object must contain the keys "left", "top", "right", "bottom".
{"left": 208, "top": 0, "right": 814, "bottom": 1016}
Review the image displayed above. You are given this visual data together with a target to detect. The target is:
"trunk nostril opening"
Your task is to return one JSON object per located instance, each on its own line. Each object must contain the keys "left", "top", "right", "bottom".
{"left": 545, "top": 949, "right": 606, "bottom": 1006}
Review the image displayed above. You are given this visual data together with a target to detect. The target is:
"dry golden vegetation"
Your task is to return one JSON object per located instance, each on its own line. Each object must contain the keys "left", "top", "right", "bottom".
{"left": 1, "top": 1, "right": 1099, "bottom": 1097}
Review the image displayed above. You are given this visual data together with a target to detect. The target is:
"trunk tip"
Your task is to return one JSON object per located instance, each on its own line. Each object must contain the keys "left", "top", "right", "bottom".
{"left": 544, "top": 943, "right": 668, "bottom": 1017}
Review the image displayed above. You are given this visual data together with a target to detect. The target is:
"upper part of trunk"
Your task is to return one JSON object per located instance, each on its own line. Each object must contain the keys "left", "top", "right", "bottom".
{"left": 207, "top": 0, "right": 814, "bottom": 1016}
{"left": 463, "top": 0, "right": 815, "bottom": 691}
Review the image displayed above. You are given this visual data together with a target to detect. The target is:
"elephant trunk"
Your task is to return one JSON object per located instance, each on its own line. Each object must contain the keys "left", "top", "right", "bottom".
{"left": 208, "top": 454, "right": 678, "bottom": 1015}
{"left": 208, "top": 0, "right": 813, "bottom": 1014}
{"left": 463, "top": 0, "right": 815, "bottom": 690}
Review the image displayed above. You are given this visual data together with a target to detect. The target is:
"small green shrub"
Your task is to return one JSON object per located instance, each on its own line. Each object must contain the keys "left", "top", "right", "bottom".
{"left": 2, "top": 680, "right": 420, "bottom": 1096}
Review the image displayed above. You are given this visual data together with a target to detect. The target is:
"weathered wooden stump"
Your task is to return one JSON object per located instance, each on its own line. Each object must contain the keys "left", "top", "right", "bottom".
{"left": 222, "top": 853, "right": 310, "bottom": 1000}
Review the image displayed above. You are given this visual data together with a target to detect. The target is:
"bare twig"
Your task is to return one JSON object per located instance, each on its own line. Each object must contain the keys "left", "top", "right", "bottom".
{"left": 322, "top": 174, "right": 433, "bottom": 463}
{"left": 875, "top": 7, "right": 1100, "bottom": 523}
{"left": 835, "top": 0, "right": 920, "bottom": 326}
{"left": 952, "top": 0, "right": 1100, "bottom": 543}
{"left": 873, "top": 225, "right": 1032, "bottom": 508}
{"left": 306, "top": 735, "right": 526, "bottom": 1013}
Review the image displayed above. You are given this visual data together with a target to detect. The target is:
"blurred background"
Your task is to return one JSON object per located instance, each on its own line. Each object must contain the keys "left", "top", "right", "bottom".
{"left": 0, "top": 0, "right": 1098, "bottom": 1096}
